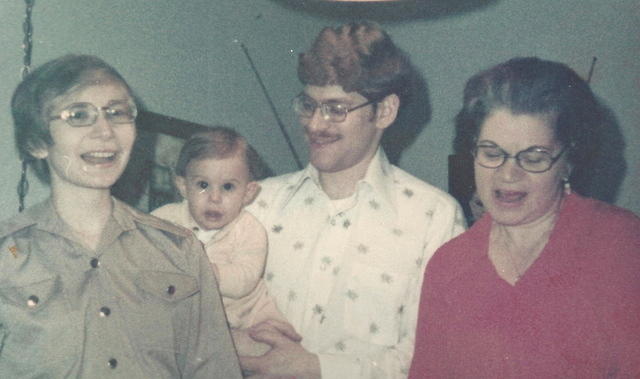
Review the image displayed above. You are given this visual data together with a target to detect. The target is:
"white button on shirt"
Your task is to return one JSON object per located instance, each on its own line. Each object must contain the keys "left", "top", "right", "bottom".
{"left": 248, "top": 149, "right": 465, "bottom": 379}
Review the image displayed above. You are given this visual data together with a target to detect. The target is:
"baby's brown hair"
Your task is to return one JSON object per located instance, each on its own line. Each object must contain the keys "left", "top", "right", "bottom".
{"left": 175, "top": 127, "right": 270, "bottom": 181}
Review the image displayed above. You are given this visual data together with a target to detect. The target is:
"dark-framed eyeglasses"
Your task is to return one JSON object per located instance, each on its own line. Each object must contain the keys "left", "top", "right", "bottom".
{"left": 292, "top": 94, "right": 377, "bottom": 123}
{"left": 49, "top": 101, "right": 138, "bottom": 127}
{"left": 472, "top": 143, "right": 566, "bottom": 173}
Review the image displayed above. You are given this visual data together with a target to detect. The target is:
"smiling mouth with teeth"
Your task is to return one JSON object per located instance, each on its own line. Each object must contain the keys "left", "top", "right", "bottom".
{"left": 81, "top": 151, "right": 117, "bottom": 164}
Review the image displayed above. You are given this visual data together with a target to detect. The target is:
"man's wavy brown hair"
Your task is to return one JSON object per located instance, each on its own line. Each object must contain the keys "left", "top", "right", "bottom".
{"left": 298, "top": 21, "right": 411, "bottom": 103}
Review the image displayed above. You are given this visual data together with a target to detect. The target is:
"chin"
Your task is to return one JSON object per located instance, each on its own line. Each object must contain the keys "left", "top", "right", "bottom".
{"left": 311, "top": 157, "right": 350, "bottom": 174}
{"left": 197, "top": 219, "right": 225, "bottom": 231}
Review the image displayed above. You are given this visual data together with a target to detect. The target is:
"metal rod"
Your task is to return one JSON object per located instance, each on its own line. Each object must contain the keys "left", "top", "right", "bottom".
{"left": 240, "top": 43, "right": 303, "bottom": 170}
{"left": 587, "top": 56, "right": 597, "bottom": 84}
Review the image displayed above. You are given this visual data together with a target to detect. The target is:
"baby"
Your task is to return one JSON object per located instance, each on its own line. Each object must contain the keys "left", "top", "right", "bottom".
{"left": 152, "top": 127, "right": 289, "bottom": 356}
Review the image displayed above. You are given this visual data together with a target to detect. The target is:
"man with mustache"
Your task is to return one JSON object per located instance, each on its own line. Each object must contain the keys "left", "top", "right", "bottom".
{"left": 240, "top": 21, "right": 465, "bottom": 379}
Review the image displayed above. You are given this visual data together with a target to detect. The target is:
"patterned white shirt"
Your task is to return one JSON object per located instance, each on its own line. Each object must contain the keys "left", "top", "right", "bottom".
{"left": 247, "top": 149, "right": 466, "bottom": 379}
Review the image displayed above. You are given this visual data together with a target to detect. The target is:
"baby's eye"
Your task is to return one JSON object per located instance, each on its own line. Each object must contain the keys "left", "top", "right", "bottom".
{"left": 197, "top": 181, "right": 209, "bottom": 190}
{"left": 222, "top": 182, "right": 235, "bottom": 191}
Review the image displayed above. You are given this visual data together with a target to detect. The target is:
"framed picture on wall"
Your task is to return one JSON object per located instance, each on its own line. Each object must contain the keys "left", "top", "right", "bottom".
{"left": 112, "top": 111, "right": 209, "bottom": 213}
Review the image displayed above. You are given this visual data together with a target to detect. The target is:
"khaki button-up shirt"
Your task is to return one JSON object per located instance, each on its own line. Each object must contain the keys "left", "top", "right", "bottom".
{"left": 0, "top": 198, "right": 241, "bottom": 378}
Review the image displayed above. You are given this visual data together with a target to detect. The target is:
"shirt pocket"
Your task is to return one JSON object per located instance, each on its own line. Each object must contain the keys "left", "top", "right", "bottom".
{"left": 0, "top": 276, "right": 81, "bottom": 370}
{"left": 343, "top": 262, "right": 410, "bottom": 346}
{"left": 125, "top": 271, "right": 199, "bottom": 350}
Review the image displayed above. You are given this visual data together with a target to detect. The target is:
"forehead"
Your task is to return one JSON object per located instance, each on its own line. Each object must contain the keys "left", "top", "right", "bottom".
{"left": 186, "top": 154, "right": 250, "bottom": 178}
{"left": 50, "top": 77, "right": 131, "bottom": 109}
{"left": 479, "top": 109, "right": 558, "bottom": 148}
{"left": 304, "top": 85, "right": 366, "bottom": 103}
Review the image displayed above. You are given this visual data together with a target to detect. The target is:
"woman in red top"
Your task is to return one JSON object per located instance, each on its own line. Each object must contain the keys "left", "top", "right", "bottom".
{"left": 409, "top": 57, "right": 640, "bottom": 378}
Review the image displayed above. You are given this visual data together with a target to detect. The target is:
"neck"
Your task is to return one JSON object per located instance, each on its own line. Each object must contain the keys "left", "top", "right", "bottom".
{"left": 493, "top": 195, "right": 563, "bottom": 246}
{"left": 318, "top": 149, "right": 377, "bottom": 200}
{"left": 488, "top": 195, "right": 565, "bottom": 284}
{"left": 51, "top": 186, "right": 113, "bottom": 250}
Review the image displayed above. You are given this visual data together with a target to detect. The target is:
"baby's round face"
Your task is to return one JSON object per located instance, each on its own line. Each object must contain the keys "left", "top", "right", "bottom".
{"left": 176, "top": 154, "right": 258, "bottom": 231}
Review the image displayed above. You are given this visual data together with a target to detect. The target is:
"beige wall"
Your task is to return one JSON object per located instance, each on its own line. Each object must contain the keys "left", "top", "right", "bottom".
{"left": 1, "top": 0, "right": 638, "bottom": 216}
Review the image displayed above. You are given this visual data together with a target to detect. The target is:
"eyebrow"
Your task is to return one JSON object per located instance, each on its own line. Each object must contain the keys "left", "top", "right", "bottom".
{"left": 301, "top": 92, "right": 353, "bottom": 105}
{"left": 476, "top": 140, "right": 554, "bottom": 152}
{"left": 106, "top": 99, "right": 133, "bottom": 105}
{"left": 54, "top": 98, "right": 132, "bottom": 109}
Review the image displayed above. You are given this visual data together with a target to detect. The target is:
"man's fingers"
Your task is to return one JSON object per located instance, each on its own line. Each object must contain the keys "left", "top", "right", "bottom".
{"left": 249, "top": 327, "right": 290, "bottom": 346}
{"left": 238, "top": 355, "right": 261, "bottom": 369}
{"left": 269, "top": 320, "right": 302, "bottom": 341}
{"left": 238, "top": 355, "right": 263, "bottom": 377}
{"left": 251, "top": 319, "right": 302, "bottom": 342}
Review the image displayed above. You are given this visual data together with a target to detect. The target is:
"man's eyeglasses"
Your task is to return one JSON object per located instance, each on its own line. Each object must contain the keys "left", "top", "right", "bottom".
{"left": 292, "top": 94, "right": 376, "bottom": 123}
{"left": 49, "top": 101, "right": 138, "bottom": 127}
{"left": 473, "top": 143, "right": 566, "bottom": 173}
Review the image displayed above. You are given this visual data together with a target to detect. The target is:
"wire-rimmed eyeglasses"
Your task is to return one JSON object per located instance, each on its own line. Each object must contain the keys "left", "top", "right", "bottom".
{"left": 292, "top": 94, "right": 377, "bottom": 123}
{"left": 473, "top": 143, "right": 566, "bottom": 173}
{"left": 49, "top": 101, "right": 138, "bottom": 127}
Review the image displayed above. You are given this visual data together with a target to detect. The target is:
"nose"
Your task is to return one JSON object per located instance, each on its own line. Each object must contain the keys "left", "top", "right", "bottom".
{"left": 207, "top": 188, "right": 222, "bottom": 203}
{"left": 90, "top": 113, "right": 116, "bottom": 139}
{"left": 496, "top": 157, "right": 526, "bottom": 182}
{"left": 304, "top": 108, "right": 330, "bottom": 134}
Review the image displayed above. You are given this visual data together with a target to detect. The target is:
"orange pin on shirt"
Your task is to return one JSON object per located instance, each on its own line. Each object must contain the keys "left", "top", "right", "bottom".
{"left": 9, "top": 245, "right": 18, "bottom": 258}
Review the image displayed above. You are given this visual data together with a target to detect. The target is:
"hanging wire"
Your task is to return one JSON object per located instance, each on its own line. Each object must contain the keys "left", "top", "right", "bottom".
{"left": 240, "top": 43, "right": 303, "bottom": 170}
{"left": 18, "top": 0, "right": 35, "bottom": 212}
{"left": 586, "top": 56, "right": 597, "bottom": 84}
{"left": 21, "top": 0, "right": 35, "bottom": 79}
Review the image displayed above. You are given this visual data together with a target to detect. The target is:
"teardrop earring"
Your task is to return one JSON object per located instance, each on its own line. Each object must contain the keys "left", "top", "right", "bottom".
{"left": 562, "top": 177, "right": 572, "bottom": 195}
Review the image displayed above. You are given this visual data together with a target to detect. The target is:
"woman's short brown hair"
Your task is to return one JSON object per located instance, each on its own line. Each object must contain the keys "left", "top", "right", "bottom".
{"left": 11, "top": 54, "right": 135, "bottom": 183}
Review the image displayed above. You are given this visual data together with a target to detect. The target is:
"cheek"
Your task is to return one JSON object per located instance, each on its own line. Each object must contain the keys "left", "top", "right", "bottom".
{"left": 474, "top": 166, "right": 493, "bottom": 195}
{"left": 186, "top": 190, "right": 207, "bottom": 208}
{"left": 117, "top": 127, "right": 136, "bottom": 150}
{"left": 226, "top": 193, "right": 246, "bottom": 210}
{"left": 48, "top": 130, "right": 80, "bottom": 154}
{"left": 530, "top": 174, "right": 563, "bottom": 200}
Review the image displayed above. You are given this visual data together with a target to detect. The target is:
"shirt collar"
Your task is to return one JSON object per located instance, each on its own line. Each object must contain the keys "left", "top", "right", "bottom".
{"left": 283, "top": 148, "right": 397, "bottom": 213}
{"left": 30, "top": 198, "right": 67, "bottom": 236}
{"left": 33, "top": 197, "right": 136, "bottom": 247}
{"left": 175, "top": 200, "right": 202, "bottom": 233}
{"left": 359, "top": 148, "right": 397, "bottom": 212}
{"left": 110, "top": 198, "right": 140, "bottom": 233}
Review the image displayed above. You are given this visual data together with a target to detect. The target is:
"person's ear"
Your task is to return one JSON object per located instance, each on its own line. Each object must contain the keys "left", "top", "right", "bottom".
{"left": 243, "top": 181, "right": 261, "bottom": 206}
{"left": 27, "top": 141, "right": 49, "bottom": 160}
{"left": 374, "top": 93, "right": 400, "bottom": 131}
{"left": 174, "top": 175, "right": 188, "bottom": 199}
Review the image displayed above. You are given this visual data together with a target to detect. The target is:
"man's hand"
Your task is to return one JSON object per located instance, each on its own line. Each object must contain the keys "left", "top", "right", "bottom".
{"left": 239, "top": 320, "right": 320, "bottom": 379}
{"left": 249, "top": 319, "right": 302, "bottom": 343}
